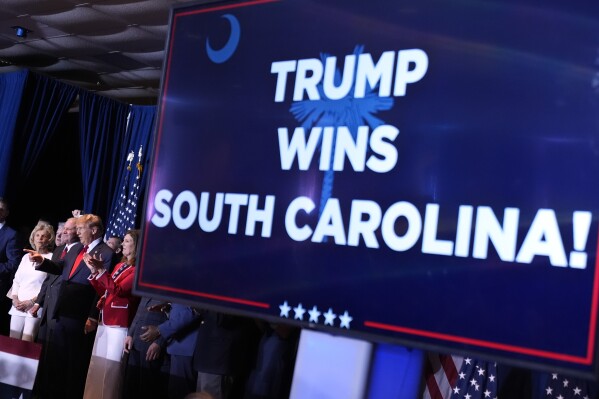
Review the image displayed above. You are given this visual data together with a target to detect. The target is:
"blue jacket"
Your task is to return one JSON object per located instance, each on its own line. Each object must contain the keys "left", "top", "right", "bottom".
{"left": 159, "top": 304, "right": 201, "bottom": 356}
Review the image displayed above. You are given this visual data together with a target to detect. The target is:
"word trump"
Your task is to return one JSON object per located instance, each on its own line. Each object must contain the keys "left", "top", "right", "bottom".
{"left": 151, "top": 189, "right": 592, "bottom": 269}
{"left": 271, "top": 49, "right": 428, "bottom": 102}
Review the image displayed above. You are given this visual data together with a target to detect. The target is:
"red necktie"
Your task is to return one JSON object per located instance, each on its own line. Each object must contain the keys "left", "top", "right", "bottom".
{"left": 69, "top": 245, "right": 88, "bottom": 279}
{"left": 60, "top": 247, "right": 67, "bottom": 260}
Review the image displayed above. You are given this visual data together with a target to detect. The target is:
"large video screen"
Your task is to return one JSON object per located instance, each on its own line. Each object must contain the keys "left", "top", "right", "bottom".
{"left": 137, "top": 0, "right": 599, "bottom": 375}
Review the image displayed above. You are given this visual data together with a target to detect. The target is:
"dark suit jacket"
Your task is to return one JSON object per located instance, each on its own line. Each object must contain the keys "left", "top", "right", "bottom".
{"left": 0, "top": 224, "right": 20, "bottom": 283}
{"left": 129, "top": 297, "right": 169, "bottom": 351}
{"left": 37, "top": 240, "right": 117, "bottom": 322}
{"left": 38, "top": 245, "right": 66, "bottom": 307}
{"left": 193, "top": 311, "right": 259, "bottom": 376}
{"left": 37, "top": 245, "right": 67, "bottom": 342}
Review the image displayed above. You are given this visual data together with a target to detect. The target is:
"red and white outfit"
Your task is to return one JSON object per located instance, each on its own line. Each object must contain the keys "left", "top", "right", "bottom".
{"left": 83, "top": 262, "right": 140, "bottom": 399}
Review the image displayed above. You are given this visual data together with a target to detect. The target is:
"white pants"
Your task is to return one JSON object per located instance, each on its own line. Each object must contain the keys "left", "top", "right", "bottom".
{"left": 83, "top": 324, "right": 128, "bottom": 399}
{"left": 9, "top": 315, "right": 40, "bottom": 341}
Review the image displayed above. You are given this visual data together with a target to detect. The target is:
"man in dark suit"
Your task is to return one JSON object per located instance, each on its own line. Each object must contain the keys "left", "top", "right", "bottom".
{"left": 28, "top": 213, "right": 118, "bottom": 399}
{"left": 0, "top": 197, "right": 21, "bottom": 336}
{"left": 34, "top": 218, "right": 80, "bottom": 341}
{"left": 139, "top": 303, "right": 203, "bottom": 399}
{"left": 32, "top": 217, "right": 80, "bottom": 396}
{"left": 192, "top": 311, "right": 260, "bottom": 399}
{"left": 123, "top": 297, "right": 170, "bottom": 399}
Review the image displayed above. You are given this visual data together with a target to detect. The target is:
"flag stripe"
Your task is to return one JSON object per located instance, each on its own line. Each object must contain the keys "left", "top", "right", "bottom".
{"left": 423, "top": 353, "right": 463, "bottom": 399}
{"left": 424, "top": 356, "right": 444, "bottom": 399}
{"left": 0, "top": 338, "right": 40, "bottom": 390}
{"left": 0, "top": 353, "right": 38, "bottom": 389}
{"left": 440, "top": 354, "right": 459, "bottom": 387}
{"left": 0, "top": 335, "right": 41, "bottom": 359}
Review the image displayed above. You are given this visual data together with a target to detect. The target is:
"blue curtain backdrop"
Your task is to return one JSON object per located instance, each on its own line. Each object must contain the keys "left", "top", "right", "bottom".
{"left": 0, "top": 69, "right": 153, "bottom": 236}
{"left": 105, "top": 105, "right": 156, "bottom": 238}
{"left": 0, "top": 70, "right": 28, "bottom": 196}
{"left": 78, "top": 90, "right": 129, "bottom": 220}
{"left": 12, "top": 73, "right": 79, "bottom": 180}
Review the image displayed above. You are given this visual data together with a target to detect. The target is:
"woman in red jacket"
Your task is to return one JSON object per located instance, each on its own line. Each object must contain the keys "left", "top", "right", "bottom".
{"left": 83, "top": 229, "right": 141, "bottom": 399}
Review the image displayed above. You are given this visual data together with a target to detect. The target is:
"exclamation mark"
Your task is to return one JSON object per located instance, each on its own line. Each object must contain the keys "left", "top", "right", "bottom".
{"left": 569, "top": 211, "right": 592, "bottom": 269}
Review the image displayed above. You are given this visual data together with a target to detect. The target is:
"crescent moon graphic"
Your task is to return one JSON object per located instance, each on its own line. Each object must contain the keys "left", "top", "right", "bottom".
{"left": 206, "top": 14, "right": 240, "bottom": 64}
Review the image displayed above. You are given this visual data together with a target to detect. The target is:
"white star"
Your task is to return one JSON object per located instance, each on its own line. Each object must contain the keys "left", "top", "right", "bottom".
{"left": 453, "top": 386, "right": 460, "bottom": 394}
{"left": 557, "top": 395, "right": 564, "bottom": 399}
{"left": 552, "top": 373, "right": 559, "bottom": 380}
{"left": 279, "top": 301, "right": 291, "bottom": 318}
{"left": 464, "top": 394, "right": 472, "bottom": 399}
{"left": 563, "top": 379, "right": 569, "bottom": 388}
{"left": 339, "top": 311, "right": 353, "bottom": 329}
{"left": 323, "top": 308, "right": 337, "bottom": 326}
{"left": 308, "top": 306, "right": 321, "bottom": 323}
{"left": 465, "top": 357, "right": 472, "bottom": 365}
{"left": 573, "top": 387, "right": 582, "bottom": 395}
{"left": 488, "top": 374, "right": 496, "bottom": 382}
{"left": 584, "top": 395, "right": 590, "bottom": 399}
{"left": 293, "top": 303, "right": 306, "bottom": 320}
{"left": 484, "top": 389, "right": 491, "bottom": 398}
{"left": 477, "top": 368, "right": 485, "bottom": 376}
{"left": 546, "top": 387, "right": 553, "bottom": 395}
{"left": 470, "top": 378, "right": 477, "bottom": 386}
{"left": 459, "top": 372, "right": 466, "bottom": 380}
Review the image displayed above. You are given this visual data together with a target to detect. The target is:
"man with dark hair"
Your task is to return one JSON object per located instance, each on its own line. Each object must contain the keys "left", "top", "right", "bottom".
{"left": 0, "top": 197, "right": 21, "bottom": 336}
{"left": 106, "top": 234, "right": 123, "bottom": 254}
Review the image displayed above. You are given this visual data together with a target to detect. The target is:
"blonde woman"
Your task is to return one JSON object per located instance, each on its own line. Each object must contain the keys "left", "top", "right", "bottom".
{"left": 8, "top": 223, "right": 54, "bottom": 341}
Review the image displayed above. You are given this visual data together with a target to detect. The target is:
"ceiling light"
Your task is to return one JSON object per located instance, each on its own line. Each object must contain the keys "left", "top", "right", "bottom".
{"left": 11, "top": 26, "right": 31, "bottom": 39}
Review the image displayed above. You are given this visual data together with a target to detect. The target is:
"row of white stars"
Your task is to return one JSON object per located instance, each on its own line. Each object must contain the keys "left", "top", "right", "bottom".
{"left": 545, "top": 373, "right": 589, "bottom": 399}
{"left": 452, "top": 393, "right": 495, "bottom": 399}
{"left": 279, "top": 301, "right": 353, "bottom": 329}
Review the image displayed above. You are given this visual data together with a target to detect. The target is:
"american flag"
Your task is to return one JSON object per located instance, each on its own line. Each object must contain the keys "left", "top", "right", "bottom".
{"left": 544, "top": 372, "right": 592, "bottom": 399}
{"left": 424, "top": 353, "right": 463, "bottom": 399}
{"left": 451, "top": 358, "right": 497, "bottom": 399}
{"left": 105, "top": 146, "right": 143, "bottom": 239}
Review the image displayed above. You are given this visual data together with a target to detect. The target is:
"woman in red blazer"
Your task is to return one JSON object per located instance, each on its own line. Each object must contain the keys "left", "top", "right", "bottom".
{"left": 83, "top": 229, "right": 141, "bottom": 399}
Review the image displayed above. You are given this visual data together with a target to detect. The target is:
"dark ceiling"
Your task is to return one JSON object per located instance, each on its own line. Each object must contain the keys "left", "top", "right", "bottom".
{"left": 0, "top": 0, "right": 195, "bottom": 105}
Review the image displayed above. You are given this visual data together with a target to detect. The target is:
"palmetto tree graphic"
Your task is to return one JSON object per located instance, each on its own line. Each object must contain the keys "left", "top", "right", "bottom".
{"left": 290, "top": 45, "right": 394, "bottom": 221}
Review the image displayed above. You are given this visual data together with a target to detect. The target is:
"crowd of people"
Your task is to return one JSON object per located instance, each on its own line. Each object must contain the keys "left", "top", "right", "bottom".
{"left": 0, "top": 197, "right": 299, "bottom": 399}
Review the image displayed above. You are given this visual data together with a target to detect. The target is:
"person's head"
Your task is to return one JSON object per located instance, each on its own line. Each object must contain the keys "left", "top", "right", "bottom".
{"left": 55, "top": 222, "right": 65, "bottom": 246}
{"left": 121, "top": 230, "right": 139, "bottom": 264}
{"left": 29, "top": 224, "right": 55, "bottom": 253}
{"left": 0, "top": 198, "right": 9, "bottom": 223}
{"left": 62, "top": 217, "right": 79, "bottom": 245}
{"left": 76, "top": 214, "right": 104, "bottom": 246}
{"left": 106, "top": 235, "right": 122, "bottom": 253}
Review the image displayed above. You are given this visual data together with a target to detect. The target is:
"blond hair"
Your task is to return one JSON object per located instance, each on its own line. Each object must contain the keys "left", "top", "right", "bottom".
{"left": 29, "top": 223, "right": 55, "bottom": 252}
